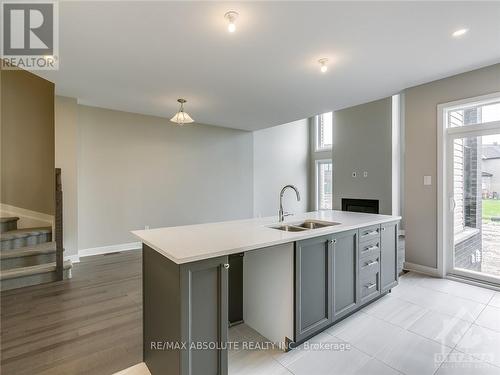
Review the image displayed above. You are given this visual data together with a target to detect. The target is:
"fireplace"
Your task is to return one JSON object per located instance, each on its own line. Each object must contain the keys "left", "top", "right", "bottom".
{"left": 341, "top": 198, "right": 379, "bottom": 214}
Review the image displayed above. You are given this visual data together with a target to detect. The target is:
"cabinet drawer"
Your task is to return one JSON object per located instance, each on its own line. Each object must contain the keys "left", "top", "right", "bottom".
{"left": 360, "top": 271, "right": 380, "bottom": 303}
{"left": 359, "top": 225, "right": 381, "bottom": 243}
{"left": 359, "top": 253, "right": 380, "bottom": 279}
{"left": 359, "top": 239, "right": 380, "bottom": 260}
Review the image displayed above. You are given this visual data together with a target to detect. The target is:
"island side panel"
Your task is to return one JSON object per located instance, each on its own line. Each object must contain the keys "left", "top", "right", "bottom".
{"left": 143, "top": 244, "right": 182, "bottom": 375}
{"left": 243, "top": 243, "right": 294, "bottom": 346}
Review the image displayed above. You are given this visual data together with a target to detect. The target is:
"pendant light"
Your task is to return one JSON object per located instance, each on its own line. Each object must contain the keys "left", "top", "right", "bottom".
{"left": 224, "top": 11, "right": 239, "bottom": 33}
{"left": 170, "top": 98, "right": 194, "bottom": 125}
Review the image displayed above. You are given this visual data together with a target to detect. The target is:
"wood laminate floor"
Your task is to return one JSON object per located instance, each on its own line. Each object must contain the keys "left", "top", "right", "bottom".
{"left": 0, "top": 250, "right": 142, "bottom": 375}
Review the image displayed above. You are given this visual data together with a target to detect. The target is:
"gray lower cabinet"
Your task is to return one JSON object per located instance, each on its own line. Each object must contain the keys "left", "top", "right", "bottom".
{"left": 332, "top": 229, "right": 359, "bottom": 320}
{"left": 294, "top": 235, "right": 332, "bottom": 342}
{"left": 294, "top": 224, "right": 398, "bottom": 344}
{"left": 359, "top": 254, "right": 381, "bottom": 305}
{"left": 143, "top": 244, "right": 228, "bottom": 375}
{"left": 380, "top": 221, "right": 399, "bottom": 292}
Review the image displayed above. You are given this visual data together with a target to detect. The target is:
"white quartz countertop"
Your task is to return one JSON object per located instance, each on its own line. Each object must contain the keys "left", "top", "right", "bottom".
{"left": 132, "top": 210, "right": 401, "bottom": 264}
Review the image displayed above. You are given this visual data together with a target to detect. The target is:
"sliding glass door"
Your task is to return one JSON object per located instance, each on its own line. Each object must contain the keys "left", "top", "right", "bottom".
{"left": 442, "top": 94, "right": 500, "bottom": 284}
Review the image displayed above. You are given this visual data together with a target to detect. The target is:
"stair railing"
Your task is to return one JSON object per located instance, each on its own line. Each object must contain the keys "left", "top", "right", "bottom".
{"left": 55, "top": 168, "right": 63, "bottom": 280}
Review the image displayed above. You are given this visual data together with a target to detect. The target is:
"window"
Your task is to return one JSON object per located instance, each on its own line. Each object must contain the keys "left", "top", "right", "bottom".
{"left": 315, "top": 112, "right": 333, "bottom": 151}
{"left": 316, "top": 160, "right": 332, "bottom": 210}
{"left": 312, "top": 111, "right": 333, "bottom": 210}
{"left": 447, "top": 100, "right": 500, "bottom": 128}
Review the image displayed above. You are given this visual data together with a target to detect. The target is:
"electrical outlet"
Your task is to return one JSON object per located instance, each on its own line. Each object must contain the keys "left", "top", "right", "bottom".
{"left": 363, "top": 171, "right": 368, "bottom": 178}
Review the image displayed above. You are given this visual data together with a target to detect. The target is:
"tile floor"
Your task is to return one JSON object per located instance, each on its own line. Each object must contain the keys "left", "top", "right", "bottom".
{"left": 116, "top": 272, "right": 500, "bottom": 375}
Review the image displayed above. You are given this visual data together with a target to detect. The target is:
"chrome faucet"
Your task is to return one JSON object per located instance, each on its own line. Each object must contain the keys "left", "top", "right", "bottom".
{"left": 279, "top": 185, "right": 301, "bottom": 222}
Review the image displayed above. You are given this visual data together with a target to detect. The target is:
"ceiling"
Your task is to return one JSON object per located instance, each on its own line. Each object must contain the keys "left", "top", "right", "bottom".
{"left": 35, "top": 1, "right": 500, "bottom": 131}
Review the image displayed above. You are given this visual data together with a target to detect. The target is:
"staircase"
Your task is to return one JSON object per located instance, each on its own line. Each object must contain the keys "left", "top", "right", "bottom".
{"left": 0, "top": 169, "right": 72, "bottom": 290}
{"left": 0, "top": 217, "right": 71, "bottom": 290}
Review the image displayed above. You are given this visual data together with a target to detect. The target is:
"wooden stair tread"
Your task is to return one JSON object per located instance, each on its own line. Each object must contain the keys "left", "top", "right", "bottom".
{"left": 0, "top": 260, "right": 72, "bottom": 280}
{"left": 1, "top": 241, "right": 57, "bottom": 259}
{"left": 0, "top": 217, "right": 20, "bottom": 223}
{"left": 0, "top": 226, "right": 52, "bottom": 240}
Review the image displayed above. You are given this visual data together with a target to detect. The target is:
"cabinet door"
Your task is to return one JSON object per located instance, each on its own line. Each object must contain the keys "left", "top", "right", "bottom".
{"left": 295, "top": 235, "right": 332, "bottom": 342}
{"left": 180, "top": 256, "right": 228, "bottom": 375}
{"left": 380, "top": 222, "right": 398, "bottom": 293}
{"left": 332, "top": 229, "right": 359, "bottom": 320}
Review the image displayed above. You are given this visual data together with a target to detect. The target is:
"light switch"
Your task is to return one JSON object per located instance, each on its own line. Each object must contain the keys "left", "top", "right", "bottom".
{"left": 352, "top": 172, "right": 357, "bottom": 178}
{"left": 363, "top": 171, "right": 368, "bottom": 178}
{"left": 423, "top": 176, "right": 432, "bottom": 186}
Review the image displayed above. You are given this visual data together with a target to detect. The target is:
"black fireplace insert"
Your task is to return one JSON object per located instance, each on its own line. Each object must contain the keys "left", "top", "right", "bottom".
{"left": 341, "top": 198, "right": 379, "bottom": 214}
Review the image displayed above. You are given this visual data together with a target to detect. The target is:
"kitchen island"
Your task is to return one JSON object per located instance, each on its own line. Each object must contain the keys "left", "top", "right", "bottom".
{"left": 133, "top": 210, "right": 401, "bottom": 375}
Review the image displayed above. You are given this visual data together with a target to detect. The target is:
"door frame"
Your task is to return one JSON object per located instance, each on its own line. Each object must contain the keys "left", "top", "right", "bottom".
{"left": 437, "top": 91, "right": 500, "bottom": 283}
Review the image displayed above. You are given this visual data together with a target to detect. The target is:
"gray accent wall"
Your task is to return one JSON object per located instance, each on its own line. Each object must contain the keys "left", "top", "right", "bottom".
{"left": 253, "top": 119, "right": 310, "bottom": 218}
{"left": 332, "top": 98, "right": 393, "bottom": 215}
{"left": 77, "top": 105, "right": 253, "bottom": 250}
{"left": 404, "top": 63, "right": 500, "bottom": 269}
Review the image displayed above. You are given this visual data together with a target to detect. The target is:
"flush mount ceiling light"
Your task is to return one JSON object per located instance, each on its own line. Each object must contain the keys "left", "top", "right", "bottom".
{"left": 170, "top": 99, "right": 194, "bottom": 125}
{"left": 224, "top": 11, "right": 239, "bottom": 33}
{"left": 318, "top": 58, "right": 329, "bottom": 73}
{"left": 452, "top": 28, "right": 468, "bottom": 37}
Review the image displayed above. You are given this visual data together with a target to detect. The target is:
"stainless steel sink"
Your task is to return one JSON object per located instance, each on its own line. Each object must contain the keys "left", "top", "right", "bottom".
{"left": 271, "top": 224, "right": 308, "bottom": 232}
{"left": 295, "top": 220, "right": 341, "bottom": 229}
{"left": 269, "top": 220, "right": 340, "bottom": 232}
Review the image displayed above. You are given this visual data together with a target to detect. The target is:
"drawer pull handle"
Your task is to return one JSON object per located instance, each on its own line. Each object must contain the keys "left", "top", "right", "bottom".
{"left": 381, "top": 227, "right": 386, "bottom": 232}
{"left": 223, "top": 263, "right": 230, "bottom": 270}
{"left": 362, "top": 245, "right": 378, "bottom": 253}
{"left": 362, "top": 230, "right": 379, "bottom": 237}
{"left": 365, "top": 260, "right": 378, "bottom": 267}
{"left": 365, "top": 283, "right": 377, "bottom": 289}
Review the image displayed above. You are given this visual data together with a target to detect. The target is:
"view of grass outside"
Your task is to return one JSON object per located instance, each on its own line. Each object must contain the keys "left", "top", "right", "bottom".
{"left": 483, "top": 199, "right": 500, "bottom": 220}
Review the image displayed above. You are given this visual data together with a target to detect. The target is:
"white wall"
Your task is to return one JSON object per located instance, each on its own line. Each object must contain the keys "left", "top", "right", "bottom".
{"left": 55, "top": 96, "right": 79, "bottom": 257}
{"left": 253, "top": 119, "right": 310, "bottom": 218}
{"left": 332, "top": 98, "right": 393, "bottom": 215}
{"left": 74, "top": 105, "right": 253, "bottom": 251}
{"left": 404, "top": 63, "right": 500, "bottom": 270}
{"left": 55, "top": 100, "right": 310, "bottom": 255}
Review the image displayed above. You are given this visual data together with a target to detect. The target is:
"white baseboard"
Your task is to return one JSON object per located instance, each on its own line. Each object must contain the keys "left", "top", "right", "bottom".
{"left": 0, "top": 203, "right": 54, "bottom": 229}
{"left": 79, "top": 241, "right": 142, "bottom": 258}
{"left": 65, "top": 254, "right": 80, "bottom": 263}
{"left": 403, "top": 262, "right": 441, "bottom": 277}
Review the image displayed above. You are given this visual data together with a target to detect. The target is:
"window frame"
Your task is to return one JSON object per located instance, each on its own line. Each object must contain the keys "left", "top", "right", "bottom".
{"left": 315, "top": 158, "right": 333, "bottom": 211}
{"left": 314, "top": 112, "right": 333, "bottom": 152}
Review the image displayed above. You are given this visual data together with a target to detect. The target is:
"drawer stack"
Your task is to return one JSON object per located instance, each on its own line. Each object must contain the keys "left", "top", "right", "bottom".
{"left": 358, "top": 225, "right": 381, "bottom": 304}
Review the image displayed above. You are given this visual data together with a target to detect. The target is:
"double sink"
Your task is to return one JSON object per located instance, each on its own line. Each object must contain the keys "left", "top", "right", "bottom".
{"left": 270, "top": 219, "right": 340, "bottom": 232}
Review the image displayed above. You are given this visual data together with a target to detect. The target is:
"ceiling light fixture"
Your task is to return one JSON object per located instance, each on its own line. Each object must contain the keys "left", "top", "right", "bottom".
{"left": 224, "top": 11, "right": 239, "bottom": 33}
{"left": 452, "top": 28, "right": 468, "bottom": 37}
{"left": 170, "top": 99, "right": 194, "bottom": 125}
{"left": 318, "top": 58, "right": 329, "bottom": 73}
